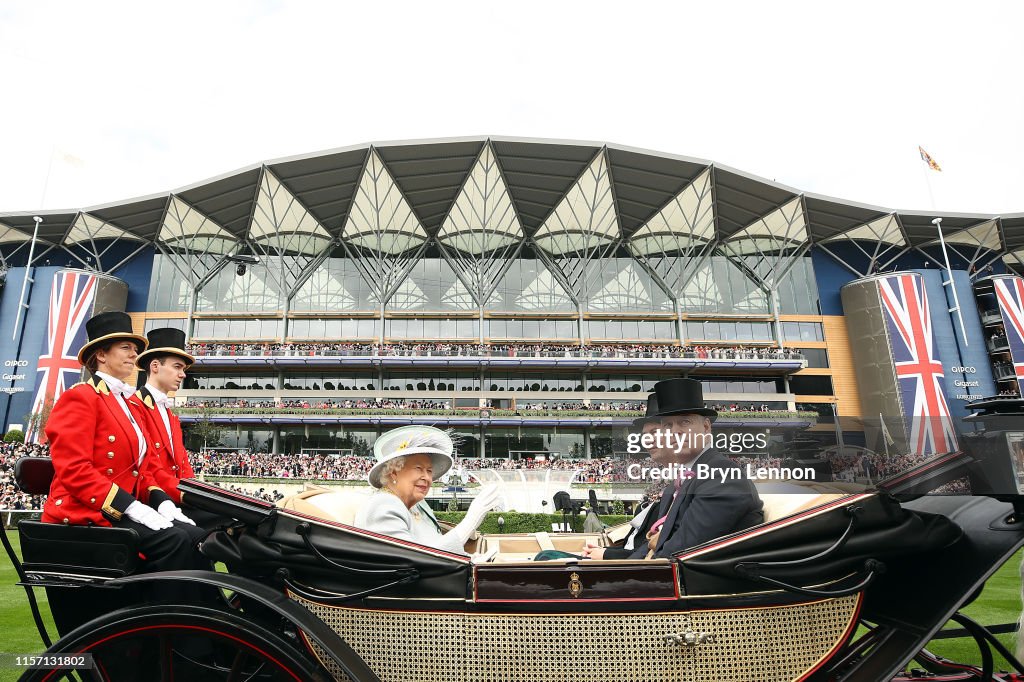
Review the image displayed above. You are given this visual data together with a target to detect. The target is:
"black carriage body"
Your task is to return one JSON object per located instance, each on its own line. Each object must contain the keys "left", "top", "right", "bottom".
{"left": 10, "top": 463, "right": 1024, "bottom": 682}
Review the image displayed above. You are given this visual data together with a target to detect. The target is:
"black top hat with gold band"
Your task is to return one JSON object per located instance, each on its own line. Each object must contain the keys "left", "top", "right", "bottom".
{"left": 136, "top": 327, "right": 194, "bottom": 369}
{"left": 77, "top": 311, "right": 148, "bottom": 365}
{"left": 653, "top": 378, "right": 718, "bottom": 421}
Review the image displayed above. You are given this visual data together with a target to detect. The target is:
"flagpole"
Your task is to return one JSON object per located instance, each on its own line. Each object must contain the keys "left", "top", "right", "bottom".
{"left": 11, "top": 217, "right": 41, "bottom": 341}
{"left": 934, "top": 217, "right": 969, "bottom": 347}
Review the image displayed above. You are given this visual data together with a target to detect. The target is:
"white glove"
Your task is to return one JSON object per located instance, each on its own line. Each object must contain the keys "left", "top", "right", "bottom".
{"left": 157, "top": 500, "right": 196, "bottom": 526}
{"left": 453, "top": 484, "right": 501, "bottom": 544}
{"left": 125, "top": 500, "right": 173, "bottom": 531}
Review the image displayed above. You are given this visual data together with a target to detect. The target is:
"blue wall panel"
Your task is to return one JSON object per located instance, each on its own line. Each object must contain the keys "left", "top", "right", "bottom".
{"left": 0, "top": 267, "right": 63, "bottom": 431}
{"left": 811, "top": 247, "right": 859, "bottom": 316}
{"left": 111, "top": 247, "right": 154, "bottom": 312}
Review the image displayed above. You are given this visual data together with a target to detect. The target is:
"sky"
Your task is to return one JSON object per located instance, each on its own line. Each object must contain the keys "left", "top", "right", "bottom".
{"left": 1, "top": 0, "right": 1021, "bottom": 217}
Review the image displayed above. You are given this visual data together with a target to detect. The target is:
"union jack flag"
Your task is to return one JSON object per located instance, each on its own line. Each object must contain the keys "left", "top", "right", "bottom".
{"left": 994, "top": 278, "right": 1024, "bottom": 394}
{"left": 877, "top": 274, "right": 957, "bottom": 455}
{"left": 26, "top": 271, "right": 97, "bottom": 444}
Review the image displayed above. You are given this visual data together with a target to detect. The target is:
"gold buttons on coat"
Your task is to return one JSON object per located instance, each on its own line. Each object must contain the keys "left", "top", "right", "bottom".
{"left": 171, "top": 465, "right": 178, "bottom": 472}
{"left": 106, "top": 468, "right": 113, "bottom": 475}
{"left": 62, "top": 518, "right": 70, "bottom": 525}
{"left": 108, "top": 435, "right": 116, "bottom": 442}
{"left": 55, "top": 499, "right": 62, "bottom": 506}
{"left": 107, "top": 452, "right": 114, "bottom": 459}
{"left": 155, "top": 442, "right": 161, "bottom": 448}
{"left": 90, "top": 497, "right": 96, "bottom": 504}
{"left": 132, "top": 470, "right": 138, "bottom": 477}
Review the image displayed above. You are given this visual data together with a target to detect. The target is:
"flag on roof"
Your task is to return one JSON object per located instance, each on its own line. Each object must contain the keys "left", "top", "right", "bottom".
{"left": 918, "top": 146, "right": 942, "bottom": 172}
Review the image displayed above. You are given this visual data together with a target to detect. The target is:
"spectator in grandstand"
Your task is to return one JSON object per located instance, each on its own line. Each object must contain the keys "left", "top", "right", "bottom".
{"left": 185, "top": 341, "right": 801, "bottom": 362}
{"left": 355, "top": 426, "right": 501, "bottom": 555}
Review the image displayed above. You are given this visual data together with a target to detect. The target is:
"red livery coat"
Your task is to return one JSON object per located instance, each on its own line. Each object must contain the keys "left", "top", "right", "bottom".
{"left": 136, "top": 386, "right": 194, "bottom": 505}
{"left": 42, "top": 376, "right": 160, "bottom": 526}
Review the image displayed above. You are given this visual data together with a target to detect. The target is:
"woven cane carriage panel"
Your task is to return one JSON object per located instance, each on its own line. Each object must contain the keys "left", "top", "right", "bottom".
{"left": 289, "top": 593, "right": 859, "bottom": 682}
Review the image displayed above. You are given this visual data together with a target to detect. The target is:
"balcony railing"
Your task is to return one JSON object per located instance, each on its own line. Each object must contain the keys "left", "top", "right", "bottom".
{"left": 980, "top": 309, "right": 1003, "bottom": 327}
{"left": 988, "top": 336, "right": 1011, "bottom": 353}
{"left": 175, "top": 406, "right": 817, "bottom": 421}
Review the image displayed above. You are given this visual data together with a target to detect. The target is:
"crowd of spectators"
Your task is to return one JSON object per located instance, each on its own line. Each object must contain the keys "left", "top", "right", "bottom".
{"left": 1, "top": 442, "right": 49, "bottom": 511}
{"left": 186, "top": 341, "right": 803, "bottom": 361}
{"left": 0, "top": 441, "right": 969, "bottom": 512}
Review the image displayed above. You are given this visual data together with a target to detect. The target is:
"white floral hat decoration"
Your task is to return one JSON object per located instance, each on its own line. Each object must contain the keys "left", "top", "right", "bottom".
{"left": 368, "top": 425, "right": 455, "bottom": 488}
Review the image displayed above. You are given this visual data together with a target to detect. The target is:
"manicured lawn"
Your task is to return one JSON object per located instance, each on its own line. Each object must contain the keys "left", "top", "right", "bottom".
{"left": 0, "top": 532, "right": 56, "bottom": 682}
{"left": 0, "top": 531, "right": 1020, "bottom": 680}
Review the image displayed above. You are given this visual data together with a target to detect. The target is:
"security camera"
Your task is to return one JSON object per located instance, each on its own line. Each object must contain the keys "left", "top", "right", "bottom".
{"left": 236, "top": 263, "right": 247, "bottom": 276}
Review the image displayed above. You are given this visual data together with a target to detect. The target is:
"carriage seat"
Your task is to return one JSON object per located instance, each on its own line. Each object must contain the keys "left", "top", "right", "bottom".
{"left": 13, "top": 457, "right": 140, "bottom": 583}
{"left": 755, "top": 480, "right": 862, "bottom": 524}
{"left": 277, "top": 485, "right": 371, "bottom": 526}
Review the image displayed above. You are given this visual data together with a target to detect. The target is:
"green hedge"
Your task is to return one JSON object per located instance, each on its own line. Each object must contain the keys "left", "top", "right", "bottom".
{"left": 434, "top": 511, "right": 632, "bottom": 534}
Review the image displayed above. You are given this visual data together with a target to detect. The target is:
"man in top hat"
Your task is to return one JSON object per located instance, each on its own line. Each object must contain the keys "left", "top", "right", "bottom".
{"left": 583, "top": 394, "right": 674, "bottom": 560}
{"left": 42, "top": 312, "right": 206, "bottom": 597}
{"left": 627, "top": 378, "right": 762, "bottom": 560}
{"left": 135, "top": 327, "right": 204, "bottom": 525}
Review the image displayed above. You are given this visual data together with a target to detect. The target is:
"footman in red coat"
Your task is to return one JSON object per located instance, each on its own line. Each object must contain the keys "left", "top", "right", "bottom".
{"left": 136, "top": 327, "right": 224, "bottom": 528}
{"left": 43, "top": 312, "right": 206, "bottom": 598}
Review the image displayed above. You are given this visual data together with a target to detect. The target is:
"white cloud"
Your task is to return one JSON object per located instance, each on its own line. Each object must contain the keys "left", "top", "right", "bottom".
{"left": 0, "top": 0, "right": 1021, "bottom": 215}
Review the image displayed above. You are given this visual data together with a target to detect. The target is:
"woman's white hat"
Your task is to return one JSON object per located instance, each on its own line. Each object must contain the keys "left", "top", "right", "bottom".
{"left": 368, "top": 425, "right": 455, "bottom": 488}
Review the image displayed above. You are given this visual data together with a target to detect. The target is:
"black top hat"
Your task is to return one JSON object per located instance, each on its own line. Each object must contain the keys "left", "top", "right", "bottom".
{"left": 77, "top": 311, "right": 148, "bottom": 364}
{"left": 653, "top": 378, "right": 718, "bottom": 421}
{"left": 630, "top": 394, "right": 661, "bottom": 432}
{"left": 136, "top": 327, "right": 194, "bottom": 369}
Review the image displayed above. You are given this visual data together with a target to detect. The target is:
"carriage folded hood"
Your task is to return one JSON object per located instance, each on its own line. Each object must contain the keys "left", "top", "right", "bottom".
{"left": 676, "top": 493, "right": 963, "bottom": 596}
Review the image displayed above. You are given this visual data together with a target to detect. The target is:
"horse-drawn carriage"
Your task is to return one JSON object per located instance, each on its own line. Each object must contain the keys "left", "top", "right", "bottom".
{"left": 6, "top": 403, "right": 1024, "bottom": 681}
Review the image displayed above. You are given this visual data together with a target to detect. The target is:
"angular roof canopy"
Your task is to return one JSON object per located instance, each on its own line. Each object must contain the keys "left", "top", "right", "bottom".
{"left": 0, "top": 136, "right": 1019, "bottom": 262}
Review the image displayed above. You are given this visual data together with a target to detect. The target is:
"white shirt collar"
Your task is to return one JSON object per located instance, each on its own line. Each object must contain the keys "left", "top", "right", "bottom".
{"left": 94, "top": 371, "right": 136, "bottom": 399}
{"left": 145, "top": 383, "right": 173, "bottom": 409}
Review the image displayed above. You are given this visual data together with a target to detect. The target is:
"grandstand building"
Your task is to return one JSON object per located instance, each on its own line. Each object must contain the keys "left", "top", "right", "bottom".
{"left": 0, "top": 137, "right": 1020, "bottom": 461}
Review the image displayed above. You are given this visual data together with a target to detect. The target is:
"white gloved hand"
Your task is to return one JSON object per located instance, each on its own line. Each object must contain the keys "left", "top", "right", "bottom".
{"left": 125, "top": 500, "right": 173, "bottom": 531}
{"left": 157, "top": 500, "right": 196, "bottom": 526}
{"left": 453, "top": 484, "right": 501, "bottom": 544}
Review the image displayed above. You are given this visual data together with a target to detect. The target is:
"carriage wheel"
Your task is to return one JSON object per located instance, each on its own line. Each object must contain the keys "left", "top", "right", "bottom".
{"left": 19, "top": 603, "right": 331, "bottom": 682}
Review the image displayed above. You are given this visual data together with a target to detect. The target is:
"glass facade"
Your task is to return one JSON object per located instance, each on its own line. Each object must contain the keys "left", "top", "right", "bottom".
{"left": 780, "top": 321, "right": 825, "bottom": 342}
{"left": 384, "top": 318, "right": 480, "bottom": 339}
{"left": 192, "top": 318, "right": 283, "bottom": 340}
{"left": 683, "top": 320, "right": 773, "bottom": 342}
{"left": 486, "top": 253, "right": 577, "bottom": 313}
{"left": 288, "top": 317, "right": 380, "bottom": 340}
{"left": 383, "top": 371, "right": 479, "bottom": 391}
{"left": 777, "top": 256, "right": 820, "bottom": 314}
{"left": 486, "top": 318, "right": 577, "bottom": 339}
{"left": 291, "top": 251, "right": 377, "bottom": 312}
{"left": 487, "top": 372, "right": 582, "bottom": 392}
{"left": 184, "top": 373, "right": 278, "bottom": 390}
{"left": 585, "top": 319, "right": 676, "bottom": 340}
{"left": 282, "top": 372, "right": 379, "bottom": 391}
{"left": 144, "top": 317, "right": 188, "bottom": 334}
{"left": 484, "top": 428, "right": 586, "bottom": 459}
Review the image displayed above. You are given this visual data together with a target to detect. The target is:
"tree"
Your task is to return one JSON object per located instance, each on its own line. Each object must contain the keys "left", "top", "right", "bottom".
{"left": 3, "top": 429, "right": 24, "bottom": 443}
{"left": 24, "top": 394, "right": 55, "bottom": 444}
{"left": 185, "top": 407, "right": 224, "bottom": 452}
